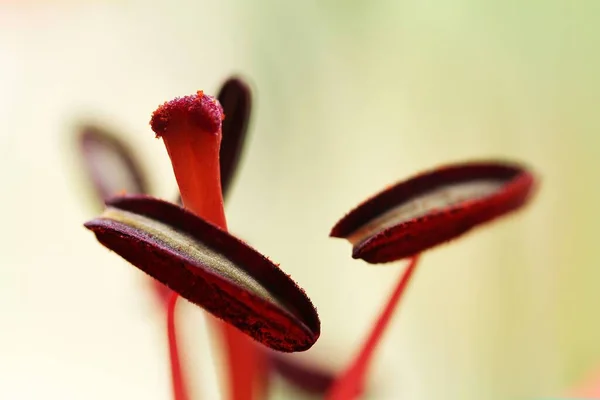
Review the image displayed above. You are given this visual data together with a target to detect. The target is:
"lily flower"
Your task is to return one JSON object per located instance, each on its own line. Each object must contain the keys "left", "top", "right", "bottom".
{"left": 79, "top": 80, "right": 540, "bottom": 400}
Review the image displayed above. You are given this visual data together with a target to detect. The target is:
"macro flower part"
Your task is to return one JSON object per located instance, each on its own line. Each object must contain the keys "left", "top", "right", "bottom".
{"left": 331, "top": 161, "right": 536, "bottom": 263}
{"left": 77, "top": 78, "right": 546, "bottom": 400}
{"left": 77, "top": 78, "right": 326, "bottom": 399}
{"left": 78, "top": 124, "right": 149, "bottom": 202}
{"left": 217, "top": 78, "right": 252, "bottom": 199}
{"left": 85, "top": 195, "right": 320, "bottom": 352}
{"left": 324, "top": 160, "right": 538, "bottom": 399}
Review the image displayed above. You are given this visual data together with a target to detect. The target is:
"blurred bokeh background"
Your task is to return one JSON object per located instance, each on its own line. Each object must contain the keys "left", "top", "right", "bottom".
{"left": 1, "top": 1, "right": 599, "bottom": 399}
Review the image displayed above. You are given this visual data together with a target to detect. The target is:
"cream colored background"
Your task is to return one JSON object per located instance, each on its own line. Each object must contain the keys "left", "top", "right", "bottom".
{"left": 1, "top": 1, "right": 599, "bottom": 399}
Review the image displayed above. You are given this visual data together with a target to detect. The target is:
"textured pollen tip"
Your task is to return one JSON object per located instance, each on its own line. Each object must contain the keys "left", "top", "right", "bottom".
{"left": 150, "top": 90, "right": 225, "bottom": 137}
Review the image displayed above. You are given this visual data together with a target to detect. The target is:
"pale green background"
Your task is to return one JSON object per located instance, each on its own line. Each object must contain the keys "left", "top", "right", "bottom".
{"left": 0, "top": 1, "right": 598, "bottom": 399}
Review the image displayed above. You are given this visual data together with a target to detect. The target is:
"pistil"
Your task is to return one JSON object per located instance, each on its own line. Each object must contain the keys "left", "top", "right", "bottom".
{"left": 151, "top": 91, "right": 264, "bottom": 400}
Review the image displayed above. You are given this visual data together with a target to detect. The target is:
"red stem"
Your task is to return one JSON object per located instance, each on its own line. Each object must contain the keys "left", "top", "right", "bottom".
{"left": 221, "top": 323, "right": 267, "bottom": 400}
{"left": 167, "top": 292, "right": 190, "bottom": 400}
{"left": 326, "top": 255, "right": 421, "bottom": 400}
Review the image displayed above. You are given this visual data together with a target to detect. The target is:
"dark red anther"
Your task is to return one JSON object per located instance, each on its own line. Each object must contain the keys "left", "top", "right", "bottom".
{"left": 85, "top": 195, "right": 320, "bottom": 352}
{"left": 331, "top": 161, "right": 537, "bottom": 263}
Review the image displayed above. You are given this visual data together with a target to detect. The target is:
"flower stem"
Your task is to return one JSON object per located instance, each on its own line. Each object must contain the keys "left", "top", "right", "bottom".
{"left": 326, "top": 255, "right": 420, "bottom": 400}
{"left": 168, "top": 292, "right": 189, "bottom": 400}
